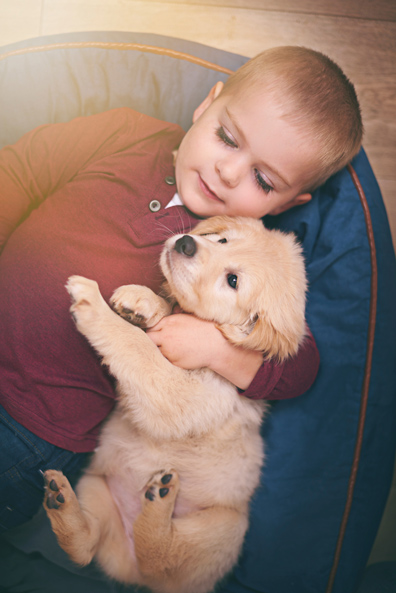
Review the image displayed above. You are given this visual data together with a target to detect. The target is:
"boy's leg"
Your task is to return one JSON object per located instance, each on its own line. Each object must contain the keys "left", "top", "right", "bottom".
{"left": 0, "top": 403, "right": 90, "bottom": 533}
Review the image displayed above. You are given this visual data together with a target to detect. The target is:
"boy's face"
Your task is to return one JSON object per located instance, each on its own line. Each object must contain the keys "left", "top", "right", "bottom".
{"left": 175, "top": 82, "right": 317, "bottom": 218}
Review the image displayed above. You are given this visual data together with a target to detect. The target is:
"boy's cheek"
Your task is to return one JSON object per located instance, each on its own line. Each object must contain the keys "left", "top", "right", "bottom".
{"left": 269, "top": 193, "right": 312, "bottom": 216}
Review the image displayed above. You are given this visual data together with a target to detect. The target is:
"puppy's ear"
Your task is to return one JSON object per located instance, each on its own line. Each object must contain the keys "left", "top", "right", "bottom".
{"left": 217, "top": 318, "right": 256, "bottom": 349}
{"left": 219, "top": 313, "right": 306, "bottom": 362}
{"left": 218, "top": 315, "right": 301, "bottom": 361}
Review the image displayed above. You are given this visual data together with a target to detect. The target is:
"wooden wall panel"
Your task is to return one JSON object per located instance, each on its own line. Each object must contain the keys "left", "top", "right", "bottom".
{"left": 150, "top": 0, "right": 396, "bottom": 21}
{"left": 0, "top": 0, "right": 42, "bottom": 46}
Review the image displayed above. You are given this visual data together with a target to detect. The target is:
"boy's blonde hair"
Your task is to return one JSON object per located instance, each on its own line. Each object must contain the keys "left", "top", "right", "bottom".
{"left": 221, "top": 46, "right": 363, "bottom": 191}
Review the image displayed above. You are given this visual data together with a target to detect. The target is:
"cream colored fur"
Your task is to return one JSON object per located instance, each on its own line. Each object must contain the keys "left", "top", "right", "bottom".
{"left": 43, "top": 215, "right": 307, "bottom": 593}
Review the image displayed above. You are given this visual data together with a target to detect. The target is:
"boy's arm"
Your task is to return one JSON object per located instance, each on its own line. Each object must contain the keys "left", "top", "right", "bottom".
{"left": 0, "top": 114, "right": 110, "bottom": 250}
{"left": 0, "top": 108, "right": 168, "bottom": 251}
{"left": 240, "top": 328, "right": 320, "bottom": 400}
{"left": 147, "top": 316, "right": 319, "bottom": 400}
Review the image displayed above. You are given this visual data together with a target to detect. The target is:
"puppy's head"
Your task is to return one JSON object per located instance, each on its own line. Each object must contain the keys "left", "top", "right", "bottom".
{"left": 160, "top": 216, "right": 307, "bottom": 361}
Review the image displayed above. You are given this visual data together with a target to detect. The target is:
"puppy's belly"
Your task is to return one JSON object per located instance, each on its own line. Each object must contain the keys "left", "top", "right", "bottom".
{"left": 107, "top": 474, "right": 141, "bottom": 560}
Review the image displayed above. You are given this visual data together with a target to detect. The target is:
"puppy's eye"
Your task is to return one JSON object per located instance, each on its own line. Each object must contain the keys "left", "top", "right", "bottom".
{"left": 227, "top": 274, "right": 238, "bottom": 289}
{"left": 218, "top": 238, "right": 227, "bottom": 244}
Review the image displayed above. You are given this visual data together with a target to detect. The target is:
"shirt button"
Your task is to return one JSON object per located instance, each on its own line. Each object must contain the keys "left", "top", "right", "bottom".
{"left": 165, "top": 175, "right": 176, "bottom": 185}
{"left": 149, "top": 199, "right": 161, "bottom": 212}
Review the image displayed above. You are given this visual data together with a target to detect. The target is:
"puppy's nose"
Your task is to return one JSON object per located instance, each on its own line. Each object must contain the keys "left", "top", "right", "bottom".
{"left": 174, "top": 235, "right": 196, "bottom": 257}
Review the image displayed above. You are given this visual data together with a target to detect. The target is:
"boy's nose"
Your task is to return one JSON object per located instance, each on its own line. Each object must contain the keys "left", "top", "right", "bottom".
{"left": 216, "top": 156, "right": 244, "bottom": 188}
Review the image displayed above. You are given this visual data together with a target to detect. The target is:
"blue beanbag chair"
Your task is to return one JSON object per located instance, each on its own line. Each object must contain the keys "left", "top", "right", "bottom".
{"left": 1, "top": 31, "right": 395, "bottom": 593}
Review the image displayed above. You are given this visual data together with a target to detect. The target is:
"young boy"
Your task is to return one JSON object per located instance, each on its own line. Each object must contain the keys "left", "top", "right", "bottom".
{"left": 0, "top": 46, "right": 362, "bottom": 533}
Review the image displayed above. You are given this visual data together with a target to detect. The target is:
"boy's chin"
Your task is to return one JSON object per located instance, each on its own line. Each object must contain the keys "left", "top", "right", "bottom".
{"left": 180, "top": 196, "right": 224, "bottom": 219}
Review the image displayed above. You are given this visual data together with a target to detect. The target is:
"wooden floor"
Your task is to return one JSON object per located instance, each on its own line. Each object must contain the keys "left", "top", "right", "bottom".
{"left": 0, "top": 0, "right": 395, "bottom": 565}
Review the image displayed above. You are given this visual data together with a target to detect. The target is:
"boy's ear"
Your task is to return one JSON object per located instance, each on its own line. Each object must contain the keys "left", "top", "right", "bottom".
{"left": 269, "top": 193, "right": 312, "bottom": 216}
{"left": 192, "top": 81, "right": 224, "bottom": 123}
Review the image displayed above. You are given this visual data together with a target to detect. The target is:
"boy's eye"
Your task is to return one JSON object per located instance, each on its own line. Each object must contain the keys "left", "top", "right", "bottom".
{"left": 254, "top": 169, "right": 274, "bottom": 194}
{"left": 218, "top": 238, "right": 227, "bottom": 244}
{"left": 216, "top": 125, "right": 273, "bottom": 194}
{"left": 216, "top": 126, "right": 238, "bottom": 149}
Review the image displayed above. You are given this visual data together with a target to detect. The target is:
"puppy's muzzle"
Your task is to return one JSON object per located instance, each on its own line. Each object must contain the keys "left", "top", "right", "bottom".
{"left": 174, "top": 235, "right": 196, "bottom": 257}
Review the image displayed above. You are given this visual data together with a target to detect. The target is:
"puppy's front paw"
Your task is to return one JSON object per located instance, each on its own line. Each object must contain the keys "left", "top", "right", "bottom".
{"left": 110, "top": 285, "right": 171, "bottom": 328}
{"left": 66, "top": 275, "right": 100, "bottom": 306}
{"left": 66, "top": 276, "right": 107, "bottom": 329}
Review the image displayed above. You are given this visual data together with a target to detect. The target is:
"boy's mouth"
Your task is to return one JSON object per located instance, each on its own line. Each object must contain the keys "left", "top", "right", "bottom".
{"left": 198, "top": 175, "right": 223, "bottom": 203}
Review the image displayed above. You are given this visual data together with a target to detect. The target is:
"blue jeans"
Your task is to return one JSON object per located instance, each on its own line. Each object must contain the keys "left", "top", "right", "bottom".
{"left": 0, "top": 404, "right": 91, "bottom": 533}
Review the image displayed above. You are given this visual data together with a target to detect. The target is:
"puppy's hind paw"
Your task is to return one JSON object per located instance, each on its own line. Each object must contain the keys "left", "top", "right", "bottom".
{"left": 143, "top": 469, "right": 179, "bottom": 506}
{"left": 43, "top": 470, "right": 73, "bottom": 512}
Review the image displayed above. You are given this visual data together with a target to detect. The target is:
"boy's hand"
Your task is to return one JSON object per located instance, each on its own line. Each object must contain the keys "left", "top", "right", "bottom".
{"left": 146, "top": 314, "right": 263, "bottom": 390}
{"left": 146, "top": 314, "right": 220, "bottom": 370}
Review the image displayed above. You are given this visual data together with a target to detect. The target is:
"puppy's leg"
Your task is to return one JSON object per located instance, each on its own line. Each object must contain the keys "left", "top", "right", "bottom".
{"left": 43, "top": 470, "right": 136, "bottom": 582}
{"left": 110, "top": 284, "right": 172, "bottom": 328}
{"left": 134, "top": 471, "right": 248, "bottom": 593}
{"left": 169, "top": 506, "right": 248, "bottom": 593}
{"left": 66, "top": 276, "right": 211, "bottom": 439}
{"left": 133, "top": 469, "right": 180, "bottom": 584}
{"left": 43, "top": 470, "right": 101, "bottom": 566}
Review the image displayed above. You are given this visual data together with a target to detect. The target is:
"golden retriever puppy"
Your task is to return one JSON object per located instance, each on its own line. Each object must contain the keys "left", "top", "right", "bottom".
{"left": 43, "top": 215, "right": 307, "bottom": 593}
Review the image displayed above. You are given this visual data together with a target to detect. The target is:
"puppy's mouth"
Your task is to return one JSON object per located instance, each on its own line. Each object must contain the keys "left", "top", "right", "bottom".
{"left": 164, "top": 249, "right": 173, "bottom": 275}
{"left": 162, "top": 236, "right": 198, "bottom": 284}
{"left": 163, "top": 247, "right": 180, "bottom": 282}
{"left": 162, "top": 247, "right": 194, "bottom": 305}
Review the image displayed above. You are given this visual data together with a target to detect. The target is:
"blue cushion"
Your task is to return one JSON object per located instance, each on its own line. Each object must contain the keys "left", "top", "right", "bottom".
{"left": 234, "top": 149, "right": 396, "bottom": 593}
{"left": 0, "top": 30, "right": 247, "bottom": 146}
{"left": 1, "top": 31, "right": 395, "bottom": 593}
{"left": 357, "top": 562, "right": 396, "bottom": 593}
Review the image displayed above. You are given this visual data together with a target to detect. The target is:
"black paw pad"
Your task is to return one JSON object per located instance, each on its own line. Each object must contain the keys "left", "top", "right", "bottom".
{"left": 46, "top": 495, "right": 60, "bottom": 510}
{"left": 49, "top": 479, "right": 59, "bottom": 492}
{"left": 161, "top": 474, "right": 172, "bottom": 485}
{"left": 159, "top": 488, "right": 169, "bottom": 498}
{"left": 145, "top": 487, "right": 155, "bottom": 501}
